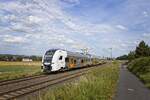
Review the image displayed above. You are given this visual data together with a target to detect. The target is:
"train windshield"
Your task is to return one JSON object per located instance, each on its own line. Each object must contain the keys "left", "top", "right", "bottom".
{"left": 44, "top": 50, "right": 55, "bottom": 63}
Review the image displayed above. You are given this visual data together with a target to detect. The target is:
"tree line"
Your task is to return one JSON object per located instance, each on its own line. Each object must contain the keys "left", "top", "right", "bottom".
{"left": 117, "top": 40, "right": 150, "bottom": 61}
{"left": 0, "top": 54, "right": 42, "bottom": 61}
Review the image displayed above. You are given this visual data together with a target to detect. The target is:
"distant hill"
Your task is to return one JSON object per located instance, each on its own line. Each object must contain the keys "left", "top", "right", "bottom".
{"left": 0, "top": 54, "right": 42, "bottom": 61}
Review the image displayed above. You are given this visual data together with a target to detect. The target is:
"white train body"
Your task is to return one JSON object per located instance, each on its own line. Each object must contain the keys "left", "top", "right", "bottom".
{"left": 41, "top": 49, "right": 101, "bottom": 72}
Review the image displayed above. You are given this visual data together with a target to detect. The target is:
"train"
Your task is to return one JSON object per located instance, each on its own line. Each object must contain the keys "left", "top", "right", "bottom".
{"left": 41, "top": 49, "right": 104, "bottom": 73}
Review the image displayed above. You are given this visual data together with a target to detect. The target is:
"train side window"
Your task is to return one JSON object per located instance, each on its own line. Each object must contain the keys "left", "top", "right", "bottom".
{"left": 65, "top": 58, "right": 69, "bottom": 62}
{"left": 71, "top": 58, "right": 74, "bottom": 63}
{"left": 74, "top": 59, "right": 76, "bottom": 64}
{"left": 59, "top": 56, "right": 63, "bottom": 60}
{"left": 81, "top": 59, "right": 84, "bottom": 63}
{"left": 70, "top": 58, "right": 72, "bottom": 63}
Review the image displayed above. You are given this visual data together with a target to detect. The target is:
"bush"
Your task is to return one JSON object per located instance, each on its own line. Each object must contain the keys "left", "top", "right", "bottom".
{"left": 128, "top": 57, "right": 150, "bottom": 88}
{"left": 128, "top": 57, "right": 150, "bottom": 75}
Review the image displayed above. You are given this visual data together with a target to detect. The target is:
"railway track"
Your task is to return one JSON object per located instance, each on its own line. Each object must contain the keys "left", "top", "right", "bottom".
{"left": 0, "top": 64, "right": 104, "bottom": 100}
{"left": 0, "top": 74, "right": 47, "bottom": 86}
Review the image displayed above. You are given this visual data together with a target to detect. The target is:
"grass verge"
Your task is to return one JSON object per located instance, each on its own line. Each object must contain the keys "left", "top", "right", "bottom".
{"left": 128, "top": 57, "right": 150, "bottom": 88}
{"left": 0, "top": 61, "right": 41, "bottom": 80}
{"left": 41, "top": 61, "right": 120, "bottom": 100}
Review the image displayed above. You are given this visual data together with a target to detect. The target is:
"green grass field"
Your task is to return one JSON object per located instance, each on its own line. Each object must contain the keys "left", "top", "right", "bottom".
{"left": 0, "top": 61, "right": 41, "bottom": 80}
{"left": 41, "top": 61, "right": 120, "bottom": 100}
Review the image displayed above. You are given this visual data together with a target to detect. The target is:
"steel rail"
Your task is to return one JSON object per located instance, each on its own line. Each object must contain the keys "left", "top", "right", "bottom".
{"left": 0, "top": 68, "right": 90, "bottom": 100}
{"left": 0, "top": 63, "right": 106, "bottom": 100}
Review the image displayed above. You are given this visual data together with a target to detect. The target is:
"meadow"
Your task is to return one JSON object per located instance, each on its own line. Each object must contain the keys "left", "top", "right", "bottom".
{"left": 0, "top": 61, "right": 41, "bottom": 80}
{"left": 41, "top": 61, "right": 120, "bottom": 100}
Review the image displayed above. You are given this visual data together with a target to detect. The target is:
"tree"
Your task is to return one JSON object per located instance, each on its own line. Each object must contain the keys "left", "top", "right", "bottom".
{"left": 135, "top": 40, "right": 150, "bottom": 57}
{"left": 116, "top": 55, "right": 128, "bottom": 60}
{"left": 128, "top": 51, "right": 136, "bottom": 61}
{"left": 117, "top": 40, "right": 150, "bottom": 61}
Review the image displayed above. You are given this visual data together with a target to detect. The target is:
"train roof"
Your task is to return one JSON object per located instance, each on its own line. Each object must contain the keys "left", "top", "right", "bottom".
{"left": 47, "top": 49, "right": 60, "bottom": 51}
{"left": 67, "top": 51, "right": 90, "bottom": 58}
{"left": 46, "top": 49, "right": 95, "bottom": 58}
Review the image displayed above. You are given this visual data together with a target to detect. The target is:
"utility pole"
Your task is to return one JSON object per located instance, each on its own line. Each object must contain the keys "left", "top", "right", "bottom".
{"left": 109, "top": 48, "right": 112, "bottom": 59}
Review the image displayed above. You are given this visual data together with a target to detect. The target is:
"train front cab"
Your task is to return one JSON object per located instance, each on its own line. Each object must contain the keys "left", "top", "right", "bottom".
{"left": 42, "top": 49, "right": 67, "bottom": 72}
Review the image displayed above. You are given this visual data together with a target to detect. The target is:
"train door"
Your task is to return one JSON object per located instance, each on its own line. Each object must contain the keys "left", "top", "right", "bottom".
{"left": 81, "top": 59, "right": 84, "bottom": 67}
{"left": 65, "top": 57, "right": 69, "bottom": 69}
{"left": 67, "top": 57, "right": 75, "bottom": 68}
{"left": 58, "top": 55, "right": 65, "bottom": 69}
{"left": 74, "top": 59, "right": 77, "bottom": 68}
{"left": 76, "top": 58, "right": 81, "bottom": 67}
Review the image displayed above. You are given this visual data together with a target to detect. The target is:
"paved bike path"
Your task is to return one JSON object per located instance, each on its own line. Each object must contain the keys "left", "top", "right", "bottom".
{"left": 115, "top": 65, "right": 150, "bottom": 100}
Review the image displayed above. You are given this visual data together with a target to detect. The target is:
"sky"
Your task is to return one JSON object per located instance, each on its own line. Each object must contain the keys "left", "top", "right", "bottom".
{"left": 0, "top": 0, "right": 150, "bottom": 57}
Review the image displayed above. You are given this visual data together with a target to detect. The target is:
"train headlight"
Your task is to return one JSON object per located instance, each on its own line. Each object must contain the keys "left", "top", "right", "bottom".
{"left": 44, "top": 62, "right": 51, "bottom": 65}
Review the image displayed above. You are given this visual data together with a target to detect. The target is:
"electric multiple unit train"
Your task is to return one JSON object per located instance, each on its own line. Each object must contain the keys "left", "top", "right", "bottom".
{"left": 41, "top": 49, "right": 103, "bottom": 73}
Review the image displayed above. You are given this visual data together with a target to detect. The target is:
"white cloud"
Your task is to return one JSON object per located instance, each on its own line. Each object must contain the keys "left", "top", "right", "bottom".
{"left": 3, "top": 15, "right": 16, "bottom": 21}
{"left": 60, "top": 0, "right": 80, "bottom": 8}
{"left": 0, "top": 0, "right": 122, "bottom": 36}
{"left": 28, "top": 15, "right": 43, "bottom": 24}
{"left": 116, "top": 25, "right": 127, "bottom": 30}
{"left": 143, "top": 11, "right": 149, "bottom": 17}
{"left": 61, "top": 0, "right": 80, "bottom": 4}
{"left": 0, "top": 0, "right": 146, "bottom": 56}
{"left": 143, "top": 33, "right": 150, "bottom": 38}
{"left": 0, "top": 0, "right": 119, "bottom": 50}
{"left": 1, "top": 35, "right": 28, "bottom": 43}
